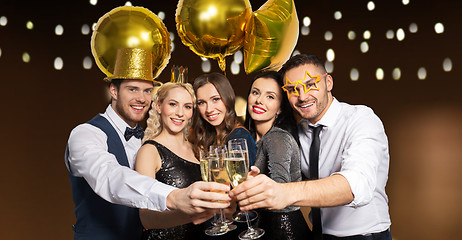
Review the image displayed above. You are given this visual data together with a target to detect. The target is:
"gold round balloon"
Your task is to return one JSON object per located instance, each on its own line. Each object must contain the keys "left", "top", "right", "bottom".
{"left": 91, "top": 6, "right": 171, "bottom": 80}
{"left": 176, "top": 0, "right": 252, "bottom": 72}
{"left": 243, "top": 0, "right": 299, "bottom": 74}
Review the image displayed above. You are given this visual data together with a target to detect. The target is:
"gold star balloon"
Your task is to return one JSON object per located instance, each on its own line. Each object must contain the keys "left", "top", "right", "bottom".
{"left": 176, "top": 0, "right": 252, "bottom": 72}
{"left": 91, "top": 6, "right": 171, "bottom": 81}
{"left": 243, "top": 0, "right": 299, "bottom": 74}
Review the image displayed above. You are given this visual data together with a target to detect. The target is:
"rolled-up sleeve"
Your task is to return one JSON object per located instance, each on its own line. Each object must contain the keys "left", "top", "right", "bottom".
{"left": 333, "top": 108, "right": 389, "bottom": 207}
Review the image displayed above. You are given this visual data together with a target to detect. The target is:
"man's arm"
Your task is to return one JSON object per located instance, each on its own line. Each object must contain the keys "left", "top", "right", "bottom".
{"left": 68, "top": 124, "right": 231, "bottom": 214}
{"left": 67, "top": 124, "right": 176, "bottom": 211}
{"left": 230, "top": 169, "right": 353, "bottom": 210}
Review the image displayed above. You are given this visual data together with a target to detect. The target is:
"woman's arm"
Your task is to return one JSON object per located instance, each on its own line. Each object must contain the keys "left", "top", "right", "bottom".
{"left": 263, "top": 130, "right": 294, "bottom": 183}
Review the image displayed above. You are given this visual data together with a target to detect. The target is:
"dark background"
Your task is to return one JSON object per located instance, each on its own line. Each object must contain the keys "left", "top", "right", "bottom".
{"left": 1, "top": 0, "right": 461, "bottom": 239}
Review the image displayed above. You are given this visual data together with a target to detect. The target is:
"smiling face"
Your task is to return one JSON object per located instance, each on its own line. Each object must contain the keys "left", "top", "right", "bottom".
{"left": 110, "top": 79, "right": 154, "bottom": 128}
{"left": 247, "top": 77, "right": 282, "bottom": 125}
{"left": 196, "top": 83, "right": 227, "bottom": 127}
{"left": 284, "top": 64, "right": 333, "bottom": 124}
{"left": 157, "top": 86, "right": 194, "bottom": 135}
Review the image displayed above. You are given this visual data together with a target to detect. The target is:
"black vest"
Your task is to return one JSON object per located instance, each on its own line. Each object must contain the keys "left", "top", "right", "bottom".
{"left": 66, "top": 115, "right": 142, "bottom": 240}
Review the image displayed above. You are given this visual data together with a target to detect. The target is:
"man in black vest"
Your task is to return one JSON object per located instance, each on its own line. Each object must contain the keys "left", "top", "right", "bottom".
{"left": 65, "top": 48, "right": 231, "bottom": 240}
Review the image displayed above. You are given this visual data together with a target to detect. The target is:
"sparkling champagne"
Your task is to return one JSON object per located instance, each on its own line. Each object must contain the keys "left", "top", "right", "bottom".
{"left": 210, "top": 168, "right": 231, "bottom": 185}
{"left": 224, "top": 157, "right": 248, "bottom": 187}
{"left": 200, "top": 158, "right": 209, "bottom": 182}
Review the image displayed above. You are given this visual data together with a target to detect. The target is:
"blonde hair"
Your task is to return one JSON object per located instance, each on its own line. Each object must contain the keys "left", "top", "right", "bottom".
{"left": 143, "top": 82, "right": 196, "bottom": 142}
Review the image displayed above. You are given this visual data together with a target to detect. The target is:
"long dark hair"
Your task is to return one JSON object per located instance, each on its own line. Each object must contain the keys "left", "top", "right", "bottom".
{"left": 191, "top": 72, "right": 242, "bottom": 154}
{"left": 244, "top": 71, "right": 299, "bottom": 142}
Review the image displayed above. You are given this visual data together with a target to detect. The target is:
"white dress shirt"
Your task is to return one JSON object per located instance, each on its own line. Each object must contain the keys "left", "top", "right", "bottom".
{"left": 66, "top": 105, "right": 176, "bottom": 211}
{"left": 299, "top": 98, "right": 391, "bottom": 237}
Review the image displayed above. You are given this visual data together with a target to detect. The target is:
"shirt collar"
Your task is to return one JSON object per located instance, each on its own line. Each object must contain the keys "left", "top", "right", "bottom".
{"left": 105, "top": 104, "right": 133, "bottom": 135}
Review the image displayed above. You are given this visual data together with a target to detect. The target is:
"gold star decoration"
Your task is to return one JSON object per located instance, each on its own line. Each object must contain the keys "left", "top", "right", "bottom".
{"left": 282, "top": 70, "right": 327, "bottom": 99}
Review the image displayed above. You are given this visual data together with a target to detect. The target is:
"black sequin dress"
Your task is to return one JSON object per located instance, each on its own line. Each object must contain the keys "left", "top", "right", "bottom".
{"left": 141, "top": 140, "right": 207, "bottom": 240}
{"left": 254, "top": 127, "right": 313, "bottom": 240}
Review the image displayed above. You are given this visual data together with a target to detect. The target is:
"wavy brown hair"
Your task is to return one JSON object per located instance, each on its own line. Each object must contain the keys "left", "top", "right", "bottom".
{"left": 190, "top": 73, "right": 241, "bottom": 154}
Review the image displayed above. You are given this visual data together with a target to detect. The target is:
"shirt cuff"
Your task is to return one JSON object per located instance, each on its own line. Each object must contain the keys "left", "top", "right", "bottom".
{"left": 332, "top": 171, "right": 372, "bottom": 208}
{"left": 147, "top": 182, "right": 177, "bottom": 211}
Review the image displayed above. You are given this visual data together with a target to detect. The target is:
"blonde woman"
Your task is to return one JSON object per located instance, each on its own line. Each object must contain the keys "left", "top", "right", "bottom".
{"left": 136, "top": 82, "right": 227, "bottom": 240}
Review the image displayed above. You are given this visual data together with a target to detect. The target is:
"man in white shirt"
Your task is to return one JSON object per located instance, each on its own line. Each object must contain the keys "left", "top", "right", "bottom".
{"left": 230, "top": 54, "right": 391, "bottom": 240}
{"left": 65, "top": 48, "right": 230, "bottom": 240}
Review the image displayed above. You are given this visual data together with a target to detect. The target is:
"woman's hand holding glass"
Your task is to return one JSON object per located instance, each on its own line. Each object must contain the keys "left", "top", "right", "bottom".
{"left": 199, "top": 147, "right": 236, "bottom": 236}
{"left": 225, "top": 144, "right": 265, "bottom": 240}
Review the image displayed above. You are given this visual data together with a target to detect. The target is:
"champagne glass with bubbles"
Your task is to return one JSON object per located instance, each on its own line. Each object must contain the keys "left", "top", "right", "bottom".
{"left": 228, "top": 138, "right": 258, "bottom": 223}
{"left": 226, "top": 144, "right": 265, "bottom": 239}
{"left": 200, "top": 149, "right": 228, "bottom": 236}
{"left": 209, "top": 146, "right": 237, "bottom": 231}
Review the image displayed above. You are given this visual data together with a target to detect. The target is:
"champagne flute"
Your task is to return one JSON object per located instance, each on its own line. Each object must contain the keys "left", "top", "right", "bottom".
{"left": 228, "top": 138, "right": 258, "bottom": 223}
{"left": 209, "top": 146, "right": 237, "bottom": 231}
{"left": 225, "top": 145, "right": 265, "bottom": 240}
{"left": 199, "top": 149, "right": 228, "bottom": 236}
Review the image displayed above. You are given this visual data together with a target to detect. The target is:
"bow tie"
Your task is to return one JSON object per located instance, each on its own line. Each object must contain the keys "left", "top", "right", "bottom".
{"left": 124, "top": 126, "right": 144, "bottom": 141}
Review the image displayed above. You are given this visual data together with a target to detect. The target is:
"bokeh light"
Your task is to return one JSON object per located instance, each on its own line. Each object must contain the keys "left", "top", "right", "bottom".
{"left": 81, "top": 24, "right": 90, "bottom": 35}
{"left": 324, "top": 31, "right": 333, "bottom": 41}
{"left": 22, "top": 52, "right": 31, "bottom": 63}
{"left": 201, "top": 59, "right": 211, "bottom": 72}
{"left": 443, "top": 58, "right": 452, "bottom": 72}
{"left": 363, "top": 30, "right": 371, "bottom": 40}
{"left": 334, "top": 11, "right": 342, "bottom": 20}
{"left": 409, "top": 23, "right": 418, "bottom": 33}
{"left": 231, "top": 61, "right": 240, "bottom": 75}
{"left": 55, "top": 25, "right": 64, "bottom": 36}
{"left": 396, "top": 28, "right": 405, "bottom": 41}
{"left": 417, "top": 67, "right": 427, "bottom": 80}
{"left": 325, "top": 61, "right": 334, "bottom": 73}
{"left": 367, "top": 1, "right": 376, "bottom": 11}
{"left": 348, "top": 31, "right": 356, "bottom": 40}
{"left": 83, "top": 56, "right": 92, "bottom": 69}
{"left": 158, "top": 11, "right": 165, "bottom": 20}
{"left": 360, "top": 41, "right": 369, "bottom": 53}
{"left": 0, "top": 16, "right": 7, "bottom": 26}
{"left": 434, "top": 22, "right": 444, "bottom": 34}
{"left": 54, "top": 57, "right": 64, "bottom": 70}
{"left": 234, "top": 50, "right": 243, "bottom": 64}
{"left": 89, "top": 0, "right": 97, "bottom": 6}
{"left": 235, "top": 96, "right": 247, "bottom": 118}
{"left": 392, "top": 68, "right": 401, "bottom": 80}
{"left": 376, "top": 68, "right": 384, "bottom": 80}
{"left": 292, "top": 50, "right": 300, "bottom": 57}
{"left": 326, "top": 49, "right": 335, "bottom": 62}
{"left": 26, "top": 21, "right": 34, "bottom": 30}
{"left": 301, "top": 26, "right": 310, "bottom": 36}
{"left": 386, "top": 30, "right": 394, "bottom": 39}
{"left": 303, "top": 16, "right": 311, "bottom": 27}
{"left": 350, "top": 68, "right": 359, "bottom": 81}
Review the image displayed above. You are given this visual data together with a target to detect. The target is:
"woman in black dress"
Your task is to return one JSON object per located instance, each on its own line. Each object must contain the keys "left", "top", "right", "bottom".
{"left": 244, "top": 71, "right": 312, "bottom": 240}
{"left": 135, "top": 82, "right": 209, "bottom": 240}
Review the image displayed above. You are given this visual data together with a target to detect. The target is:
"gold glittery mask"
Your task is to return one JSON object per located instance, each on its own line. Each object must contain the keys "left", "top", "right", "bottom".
{"left": 282, "top": 70, "right": 327, "bottom": 99}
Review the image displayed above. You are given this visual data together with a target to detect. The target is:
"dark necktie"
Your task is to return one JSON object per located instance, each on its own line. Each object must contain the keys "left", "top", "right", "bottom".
{"left": 124, "top": 126, "right": 144, "bottom": 141}
{"left": 309, "top": 125, "right": 323, "bottom": 240}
